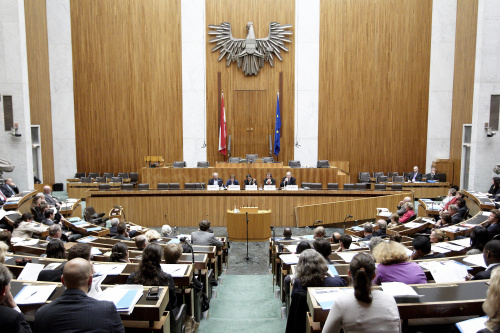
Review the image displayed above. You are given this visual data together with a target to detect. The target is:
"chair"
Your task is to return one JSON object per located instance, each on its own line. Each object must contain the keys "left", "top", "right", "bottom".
{"left": 403, "top": 172, "right": 410, "bottom": 181}
{"left": 262, "top": 157, "right": 274, "bottom": 163}
{"left": 437, "top": 173, "right": 447, "bottom": 182}
{"left": 171, "top": 303, "right": 187, "bottom": 333}
{"left": 374, "top": 184, "right": 386, "bottom": 190}
{"left": 184, "top": 183, "right": 198, "bottom": 190}
{"left": 157, "top": 183, "right": 169, "bottom": 190}
{"left": 95, "top": 177, "right": 106, "bottom": 183}
{"left": 285, "top": 291, "right": 308, "bottom": 333}
{"left": 288, "top": 160, "right": 301, "bottom": 168}
{"left": 197, "top": 161, "right": 209, "bottom": 168}
{"left": 316, "top": 160, "right": 329, "bottom": 168}
{"left": 103, "top": 173, "right": 114, "bottom": 179}
{"left": 121, "top": 184, "right": 133, "bottom": 191}
{"left": 246, "top": 154, "right": 258, "bottom": 163}
{"left": 173, "top": 161, "right": 186, "bottom": 168}
{"left": 462, "top": 208, "right": 470, "bottom": 219}
{"left": 168, "top": 183, "right": 180, "bottom": 190}
{"left": 309, "top": 183, "right": 322, "bottom": 190}
{"left": 355, "top": 183, "right": 367, "bottom": 190}
{"left": 373, "top": 172, "right": 384, "bottom": 179}
{"left": 327, "top": 183, "right": 339, "bottom": 190}
{"left": 98, "top": 184, "right": 110, "bottom": 191}
{"left": 228, "top": 157, "right": 241, "bottom": 163}
{"left": 117, "top": 173, "right": 129, "bottom": 179}
{"left": 376, "top": 176, "right": 388, "bottom": 183}
{"left": 343, "top": 183, "right": 355, "bottom": 190}
{"left": 391, "top": 184, "right": 403, "bottom": 191}
{"left": 88, "top": 172, "right": 100, "bottom": 178}
{"left": 393, "top": 176, "right": 404, "bottom": 183}
{"left": 74, "top": 172, "right": 86, "bottom": 179}
{"left": 110, "top": 177, "right": 123, "bottom": 184}
{"left": 408, "top": 214, "right": 417, "bottom": 222}
{"left": 358, "top": 172, "right": 371, "bottom": 183}
{"left": 387, "top": 172, "right": 399, "bottom": 181}
{"left": 138, "top": 183, "right": 149, "bottom": 191}
{"left": 84, "top": 206, "right": 107, "bottom": 224}
{"left": 301, "top": 182, "right": 312, "bottom": 189}
{"left": 129, "top": 172, "right": 139, "bottom": 185}
{"left": 80, "top": 177, "right": 91, "bottom": 183}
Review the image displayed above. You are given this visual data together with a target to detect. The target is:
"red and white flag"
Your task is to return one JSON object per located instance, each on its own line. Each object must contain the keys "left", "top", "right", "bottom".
{"left": 218, "top": 92, "right": 227, "bottom": 155}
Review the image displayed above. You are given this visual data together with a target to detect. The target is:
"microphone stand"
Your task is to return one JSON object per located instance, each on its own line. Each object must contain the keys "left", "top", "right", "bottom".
{"left": 244, "top": 212, "right": 250, "bottom": 261}
{"left": 185, "top": 241, "right": 201, "bottom": 284}
{"left": 270, "top": 225, "right": 276, "bottom": 292}
{"left": 343, "top": 215, "right": 352, "bottom": 232}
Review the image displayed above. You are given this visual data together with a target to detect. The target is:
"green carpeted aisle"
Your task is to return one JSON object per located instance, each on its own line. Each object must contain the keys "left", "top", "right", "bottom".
{"left": 198, "top": 274, "right": 286, "bottom": 333}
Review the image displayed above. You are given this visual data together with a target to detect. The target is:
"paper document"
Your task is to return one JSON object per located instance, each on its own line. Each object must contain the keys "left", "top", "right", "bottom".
{"left": 88, "top": 274, "right": 107, "bottom": 298}
{"left": 78, "top": 236, "right": 98, "bottom": 243}
{"left": 10, "top": 237, "right": 26, "bottom": 244}
{"left": 87, "top": 227, "right": 101, "bottom": 232}
{"left": 433, "top": 242, "right": 465, "bottom": 252}
{"left": 310, "top": 288, "right": 346, "bottom": 310}
{"left": 351, "top": 226, "right": 364, "bottom": 231}
{"left": 97, "top": 285, "right": 143, "bottom": 315}
{"left": 463, "top": 254, "right": 487, "bottom": 268}
{"left": 0, "top": 209, "right": 6, "bottom": 220}
{"left": 279, "top": 254, "right": 299, "bottom": 264}
{"left": 16, "top": 239, "right": 39, "bottom": 246}
{"left": 449, "top": 238, "right": 472, "bottom": 247}
{"left": 455, "top": 316, "right": 487, "bottom": 333}
{"left": 42, "top": 263, "right": 62, "bottom": 270}
{"left": 160, "top": 264, "right": 189, "bottom": 277}
{"left": 381, "top": 282, "right": 420, "bottom": 298}
{"left": 404, "top": 222, "right": 424, "bottom": 228}
{"left": 17, "top": 263, "right": 45, "bottom": 281}
{"left": 336, "top": 252, "right": 357, "bottom": 263}
{"left": 430, "top": 246, "right": 451, "bottom": 254}
{"left": 348, "top": 243, "right": 362, "bottom": 250}
{"left": 285, "top": 245, "right": 297, "bottom": 253}
{"left": 482, "top": 211, "right": 491, "bottom": 216}
{"left": 93, "top": 263, "right": 127, "bottom": 275}
{"left": 14, "top": 285, "right": 57, "bottom": 304}
{"left": 419, "top": 261, "right": 468, "bottom": 283}
{"left": 91, "top": 247, "right": 102, "bottom": 255}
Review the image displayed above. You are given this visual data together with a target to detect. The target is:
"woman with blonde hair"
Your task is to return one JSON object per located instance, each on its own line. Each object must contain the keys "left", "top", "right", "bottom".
{"left": 480, "top": 267, "right": 500, "bottom": 333}
{"left": 372, "top": 241, "right": 427, "bottom": 285}
{"left": 145, "top": 229, "right": 165, "bottom": 244}
{"left": 0, "top": 241, "right": 9, "bottom": 263}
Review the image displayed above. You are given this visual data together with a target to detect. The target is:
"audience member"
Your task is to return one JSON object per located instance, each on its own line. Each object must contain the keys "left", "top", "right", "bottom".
{"left": 368, "top": 237, "right": 384, "bottom": 253}
{"left": 399, "top": 202, "right": 416, "bottom": 223}
{"left": 0, "top": 230, "right": 12, "bottom": 249}
{"left": 179, "top": 237, "right": 192, "bottom": 253}
{"left": 280, "top": 171, "right": 296, "bottom": 187}
{"left": 331, "top": 232, "right": 341, "bottom": 244}
{"left": 372, "top": 241, "right": 427, "bottom": 285}
{"left": 45, "top": 239, "right": 66, "bottom": 259}
{"left": 283, "top": 227, "right": 293, "bottom": 240}
{"left": 244, "top": 174, "right": 257, "bottom": 186}
{"left": 435, "top": 212, "right": 452, "bottom": 228}
{"left": 456, "top": 198, "right": 468, "bottom": 219}
{"left": 41, "top": 209, "right": 56, "bottom": 226}
{"left": 108, "top": 218, "right": 120, "bottom": 237}
{"left": 39, "top": 242, "right": 92, "bottom": 283}
{"left": 291, "top": 249, "right": 346, "bottom": 297}
{"left": 429, "top": 229, "right": 445, "bottom": 243}
{"left": 35, "top": 258, "right": 124, "bottom": 332}
{"left": 135, "top": 234, "right": 148, "bottom": 251}
{"left": 488, "top": 177, "right": 500, "bottom": 199}
{"left": 336, "top": 234, "right": 352, "bottom": 252}
{"left": 145, "top": 230, "right": 165, "bottom": 244}
{"left": 295, "top": 241, "right": 312, "bottom": 254}
{"left": 411, "top": 235, "right": 445, "bottom": 260}
{"left": 389, "top": 232, "right": 402, "bottom": 243}
{"left": 108, "top": 242, "right": 130, "bottom": 263}
{"left": 112, "top": 222, "right": 131, "bottom": 240}
{"left": 46, "top": 224, "right": 65, "bottom": 242}
{"left": 191, "top": 220, "right": 223, "bottom": 247}
{"left": 67, "top": 243, "right": 92, "bottom": 261}
{"left": 313, "top": 238, "right": 333, "bottom": 264}
{"left": 448, "top": 204, "right": 463, "bottom": 224}
{"left": 466, "top": 226, "right": 489, "bottom": 255}
{"left": 441, "top": 190, "right": 464, "bottom": 214}
{"left": 208, "top": 172, "right": 223, "bottom": 187}
{"left": 479, "top": 267, "right": 500, "bottom": 333}
{"left": 0, "top": 264, "right": 31, "bottom": 332}
{"left": 42, "top": 185, "right": 60, "bottom": 208}
{"left": 373, "top": 220, "right": 388, "bottom": 238}
{"left": 359, "top": 223, "right": 374, "bottom": 241}
{"left": 407, "top": 166, "right": 422, "bottom": 182}
{"left": 425, "top": 166, "right": 439, "bottom": 181}
{"left": 322, "top": 253, "right": 400, "bottom": 332}
{"left": 472, "top": 240, "right": 500, "bottom": 280}
{"left": 0, "top": 178, "right": 19, "bottom": 198}
{"left": 12, "top": 213, "right": 45, "bottom": 238}
{"left": 396, "top": 197, "right": 412, "bottom": 216}
{"left": 441, "top": 188, "right": 457, "bottom": 207}
{"left": 0, "top": 242, "right": 8, "bottom": 263}
{"left": 161, "top": 224, "right": 173, "bottom": 237}
{"left": 485, "top": 209, "right": 500, "bottom": 239}
{"left": 263, "top": 172, "right": 275, "bottom": 186}
{"left": 38, "top": 239, "right": 67, "bottom": 282}
{"left": 226, "top": 174, "right": 239, "bottom": 186}
{"left": 163, "top": 243, "right": 203, "bottom": 291}
{"left": 388, "top": 213, "right": 400, "bottom": 227}
{"left": 313, "top": 226, "right": 326, "bottom": 239}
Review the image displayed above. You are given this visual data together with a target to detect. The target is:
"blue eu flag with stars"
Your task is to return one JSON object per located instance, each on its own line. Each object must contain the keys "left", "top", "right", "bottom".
{"left": 274, "top": 93, "right": 281, "bottom": 156}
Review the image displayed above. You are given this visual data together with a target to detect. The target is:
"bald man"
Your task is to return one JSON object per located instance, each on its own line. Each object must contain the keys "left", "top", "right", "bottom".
{"left": 43, "top": 185, "right": 61, "bottom": 208}
{"left": 35, "top": 258, "right": 124, "bottom": 333}
{"left": 280, "top": 172, "right": 296, "bottom": 187}
{"left": 397, "top": 197, "right": 412, "bottom": 216}
{"left": 0, "top": 178, "right": 19, "bottom": 198}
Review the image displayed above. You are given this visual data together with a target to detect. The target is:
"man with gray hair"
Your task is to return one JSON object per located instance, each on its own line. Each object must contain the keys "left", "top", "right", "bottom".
{"left": 313, "top": 226, "right": 326, "bottom": 239}
{"left": 108, "top": 218, "right": 120, "bottom": 237}
{"left": 449, "top": 204, "right": 463, "bottom": 224}
{"left": 373, "top": 220, "right": 388, "bottom": 238}
{"left": 397, "top": 197, "right": 412, "bottom": 216}
{"left": 208, "top": 172, "right": 223, "bottom": 187}
{"left": 280, "top": 171, "right": 296, "bottom": 187}
{"left": 0, "top": 178, "right": 19, "bottom": 198}
{"left": 0, "top": 264, "right": 31, "bottom": 332}
{"left": 46, "top": 224, "right": 63, "bottom": 242}
{"left": 368, "top": 236, "right": 384, "bottom": 253}
{"left": 360, "top": 223, "right": 374, "bottom": 241}
{"left": 161, "top": 224, "right": 172, "bottom": 237}
{"left": 135, "top": 234, "right": 148, "bottom": 251}
{"left": 191, "top": 220, "right": 223, "bottom": 247}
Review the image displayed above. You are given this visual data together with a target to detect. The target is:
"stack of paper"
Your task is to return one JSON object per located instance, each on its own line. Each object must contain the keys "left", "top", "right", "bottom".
{"left": 310, "top": 288, "right": 346, "bottom": 310}
{"left": 463, "top": 254, "right": 487, "bottom": 268}
{"left": 97, "top": 285, "right": 143, "bottom": 315}
{"left": 68, "top": 217, "right": 80, "bottom": 222}
{"left": 405, "top": 222, "right": 424, "bottom": 228}
{"left": 16, "top": 239, "right": 39, "bottom": 246}
{"left": 160, "top": 264, "right": 189, "bottom": 277}
{"left": 72, "top": 221, "right": 92, "bottom": 228}
{"left": 285, "top": 245, "right": 297, "bottom": 253}
{"left": 419, "top": 261, "right": 470, "bottom": 283}
{"left": 88, "top": 274, "right": 107, "bottom": 298}
{"left": 351, "top": 226, "right": 364, "bottom": 232}
{"left": 279, "top": 254, "right": 299, "bottom": 264}
{"left": 449, "top": 238, "right": 472, "bottom": 247}
{"left": 93, "top": 263, "right": 127, "bottom": 275}
{"left": 14, "top": 285, "right": 57, "bottom": 304}
{"left": 10, "top": 237, "right": 26, "bottom": 244}
{"left": 337, "top": 252, "right": 357, "bottom": 263}
{"left": 381, "top": 282, "right": 420, "bottom": 298}
{"left": 433, "top": 242, "right": 465, "bottom": 252}
{"left": 78, "top": 236, "right": 98, "bottom": 243}
{"left": 455, "top": 316, "right": 487, "bottom": 333}
{"left": 91, "top": 247, "right": 102, "bottom": 255}
{"left": 17, "top": 263, "right": 46, "bottom": 281}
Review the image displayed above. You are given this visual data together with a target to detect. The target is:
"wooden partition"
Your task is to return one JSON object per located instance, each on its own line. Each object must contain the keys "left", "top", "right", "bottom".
{"left": 71, "top": 0, "right": 183, "bottom": 174}
{"left": 318, "top": 0, "right": 433, "bottom": 180}
{"left": 295, "top": 192, "right": 412, "bottom": 227}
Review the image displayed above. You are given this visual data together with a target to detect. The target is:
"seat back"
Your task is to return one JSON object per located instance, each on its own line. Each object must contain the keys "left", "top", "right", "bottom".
{"left": 197, "top": 161, "right": 209, "bottom": 168}
{"left": 301, "top": 182, "right": 312, "bottom": 189}
{"left": 129, "top": 172, "right": 139, "bottom": 182}
{"left": 309, "top": 183, "right": 322, "bottom": 190}
{"left": 246, "top": 154, "right": 258, "bottom": 163}
{"left": 157, "top": 183, "right": 169, "bottom": 190}
{"left": 138, "top": 183, "right": 149, "bottom": 191}
{"left": 391, "top": 184, "right": 402, "bottom": 191}
{"left": 228, "top": 157, "right": 241, "bottom": 163}
{"left": 316, "top": 160, "right": 329, "bottom": 168}
{"left": 173, "top": 161, "right": 186, "bottom": 168}
{"left": 168, "top": 183, "right": 180, "bottom": 190}
{"left": 117, "top": 173, "right": 129, "bottom": 179}
{"left": 288, "top": 160, "right": 301, "bottom": 168}
{"left": 95, "top": 177, "right": 106, "bottom": 183}
{"left": 373, "top": 172, "right": 384, "bottom": 179}
{"left": 88, "top": 172, "right": 100, "bottom": 178}
{"left": 343, "top": 183, "right": 355, "bottom": 190}
{"left": 262, "top": 157, "right": 274, "bottom": 163}
{"left": 327, "top": 183, "right": 339, "bottom": 190}
{"left": 98, "top": 184, "right": 110, "bottom": 191}
{"left": 374, "top": 183, "right": 386, "bottom": 190}
{"left": 437, "top": 173, "right": 447, "bottom": 182}
{"left": 359, "top": 172, "right": 371, "bottom": 183}
{"left": 103, "top": 173, "right": 114, "bottom": 179}
{"left": 80, "top": 177, "right": 91, "bottom": 183}
{"left": 387, "top": 172, "right": 399, "bottom": 180}
{"left": 377, "top": 176, "right": 388, "bottom": 183}
{"left": 121, "top": 184, "right": 134, "bottom": 191}
{"left": 393, "top": 176, "right": 404, "bottom": 183}
{"left": 75, "top": 172, "right": 86, "bottom": 178}
{"left": 355, "top": 183, "right": 367, "bottom": 190}
{"left": 110, "top": 177, "right": 122, "bottom": 184}
{"left": 408, "top": 214, "right": 417, "bottom": 222}
{"left": 285, "top": 291, "right": 308, "bottom": 333}
{"left": 185, "top": 183, "right": 198, "bottom": 190}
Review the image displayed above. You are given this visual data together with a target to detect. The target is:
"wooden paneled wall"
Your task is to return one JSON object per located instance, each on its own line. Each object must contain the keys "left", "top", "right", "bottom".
{"left": 24, "top": 0, "right": 55, "bottom": 184}
{"left": 70, "top": 0, "right": 183, "bottom": 174}
{"left": 450, "top": 0, "right": 478, "bottom": 186}
{"left": 318, "top": 0, "right": 433, "bottom": 180}
{"left": 205, "top": 0, "right": 295, "bottom": 165}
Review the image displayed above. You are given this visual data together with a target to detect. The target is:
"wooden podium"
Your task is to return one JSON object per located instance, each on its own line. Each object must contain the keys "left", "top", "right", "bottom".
{"left": 226, "top": 208, "right": 272, "bottom": 241}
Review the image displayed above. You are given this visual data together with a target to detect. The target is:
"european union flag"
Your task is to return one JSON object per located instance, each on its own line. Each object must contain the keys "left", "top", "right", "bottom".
{"left": 274, "top": 93, "right": 281, "bottom": 156}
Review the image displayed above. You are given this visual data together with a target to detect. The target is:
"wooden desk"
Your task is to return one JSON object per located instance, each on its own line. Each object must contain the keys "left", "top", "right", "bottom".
{"left": 2, "top": 190, "right": 39, "bottom": 213}
{"left": 226, "top": 209, "right": 271, "bottom": 241}
{"left": 59, "top": 199, "right": 82, "bottom": 218}
{"left": 463, "top": 190, "right": 497, "bottom": 211}
{"left": 376, "top": 182, "right": 450, "bottom": 199}
{"left": 62, "top": 218, "right": 110, "bottom": 237}
{"left": 66, "top": 182, "right": 121, "bottom": 199}
{"left": 442, "top": 211, "right": 490, "bottom": 240}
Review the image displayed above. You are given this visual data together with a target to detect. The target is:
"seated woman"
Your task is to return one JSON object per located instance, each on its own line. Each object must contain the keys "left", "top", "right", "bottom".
{"left": 46, "top": 239, "right": 66, "bottom": 259}
{"left": 429, "top": 229, "right": 445, "bottom": 243}
{"left": 163, "top": 243, "right": 202, "bottom": 290}
{"left": 145, "top": 229, "right": 165, "bottom": 244}
{"left": 127, "top": 243, "right": 177, "bottom": 314}
{"left": 225, "top": 174, "right": 239, "bottom": 187}
{"left": 435, "top": 212, "right": 452, "bottom": 228}
{"left": 108, "top": 242, "right": 130, "bottom": 263}
{"left": 0, "top": 242, "right": 8, "bottom": 263}
{"left": 488, "top": 177, "right": 500, "bottom": 200}
{"left": 372, "top": 241, "right": 427, "bottom": 285}
{"left": 399, "top": 202, "right": 416, "bottom": 223}
{"left": 387, "top": 213, "right": 400, "bottom": 228}
{"left": 284, "top": 241, "right": 312, "bottom": 295}
{"left": 479, "top": 267, "right": 500, "bottom": 333}
{"left": 12, "top": 213, "right": 46, "bottom": 238}
{"left": 323, "top": 253, "right": 401, "bottom": 332}
{"left": 291, "top": 249, "right": 346, "bottom": 297}
{"left": 466, "top": 226, "right": 489, "bottom": 255}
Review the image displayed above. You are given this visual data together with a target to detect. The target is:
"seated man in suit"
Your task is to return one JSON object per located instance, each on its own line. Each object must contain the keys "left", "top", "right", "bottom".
{"left": 456, "top": 198, "right": 469, "bottom": 219}
{"left": 396, "top": 197, "right": 412, "bottom": 216}
{"left": 0, "top": 264, "right": 31, "bottom": 333}
{"left": 135, "top": 235, "right": 148, "bottom": 251}
{"left": 313, "top": 226, "right": 326, "bottom": 239}
{"left": 43, "top": 186, "right": 61, "bottom": 209}
{"left": 35, "top": 258, "right": 125, "bottom": 333}
{"left": 485, "top": 209, "right": 500, "bottom": 239}
{"left": 46, "top": 224, "right": 67, "bottom": 242}
{"left": 471, "top": 240, "right": 500, "bottom": 280}
{"left": 191, "top": 219, "right": 223, "bottom": 247}
{"left": 243, "top": 174, "right": 257, "bottom": 186}
{"left": 108, "top": 218, "right": 119, "bottom": 237}
{"left": 41, "top": 209, "right": 56, "bottom": 226}
{"left": 448, "top": 204, "right": 464, "bottom": 225}
{"left": 335, "top": 234, "right": 352, "bottom": 252}
{"left": 112, "top": 222, "right": 131, "bottom": 240}
{"left": 263, "top": 172, "right": 276, "bottom": 186}
{"left": 0, "top": 178, "right": 19, "bottom": 198}
{"left": 359, "top": 223, "right": 374, "bottom": 241}
{"left": 425, "top": 166, "right": 439, "bottom": 181}
{"left": 38, "top": 239, "right": 88, "bottom": 282}
{"left": 372, "top": 220, "right": 388, "bottom": 238}
{"left": 283, "top": 227, "right": 293, "bottom": 240}
{"left": 225, "top": 174, "right": 239, "bottom": 187}
{"left": 208, "top": 172, "right": 223, "bottom": 187}
{"left": 410, "top": 235, "right": 445, "bottom": 260}
{"left": 280, "top": 172, "right": 296, "bottom": 187}
{"left": 331, "top": 232, "right": 341, "bottom": 244}
{"left": 407, "top": 166, "right": 422, "bottom": 182}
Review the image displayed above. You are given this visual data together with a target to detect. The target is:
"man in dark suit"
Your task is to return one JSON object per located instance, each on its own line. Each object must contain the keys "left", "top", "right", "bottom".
{"left": 472, "top": 240, "right": 500, "bottom": 280}
{"left": 0, "top": 264, "right": 32, "bottom": 333}
{"left": 283, "top": 227, "right": 293, "bottom": 240}
{"left": 372, "top": 220, "right": 389, "bottom": 238}
{"left": 359, "top": 223, "right": 374, "bottom": 241}
{"left": 38, "top": 241, "right": 91, "bottom": 282}
{"left": 485, "top": 209, "right": 500, "bottom": 239}
{"left": 449, "top": 205, "right": 464, "bottom": 224}
{"left": 407, "top": 166, "right": 422, "bottom": 182}
{"left": 263, "top": 172, "right": 276, "bottom": 186}
{"left": 243, "top": 174, "right": 257, "bottom": 186}
{"left": 112, "top": 222, "right": 131, "bottom": 240}
{"left": 456, "top": 198, "right": 468, "bottom": 219}
{"left": 41, "top": 209, "right": 56, "bottom": 226}
{"left": 425, "top": 167, "right": 439, "bottom": 181}
{"left": 208, "top": 172, "right": 223, "bottom": 187}
{"left": 108, "top": 218, "right": 119, "bottom": 237}
{"left": 410, "top": 235, "right": 445, "bottom": 260}
{"left": 43, "top": 185, "right": 61, "bottom": 208}
{"left": 0, "top": 178, "right": 19, "bottom": 198}
{"left": 280, "top": 172, "right": 296, "bottom": 187}
{"left": 191, "top": 220, "right": 223, "bottom": 247}
{"left": 34, "top": 258, "right": 125, "bottom": 332}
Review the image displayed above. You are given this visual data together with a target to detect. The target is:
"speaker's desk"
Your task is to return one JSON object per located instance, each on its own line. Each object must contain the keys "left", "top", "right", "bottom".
{"left": 226, "top": 209, "right": 271, "bottom": 241}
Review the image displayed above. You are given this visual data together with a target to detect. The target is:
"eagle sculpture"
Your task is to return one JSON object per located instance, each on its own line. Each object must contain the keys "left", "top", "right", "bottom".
{"left": 208, "top": 22, "right": 292, "bottom": 76}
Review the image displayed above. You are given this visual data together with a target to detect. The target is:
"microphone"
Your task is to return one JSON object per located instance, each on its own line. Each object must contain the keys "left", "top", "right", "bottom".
{"left": 270, "top": 225, "right": 275, "bottom": 230}
{"left": 114, "top": 205, "right": 122, "bottom": 208}
{"left": 346, "top": 214, "right": 353, "bottom": 218}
